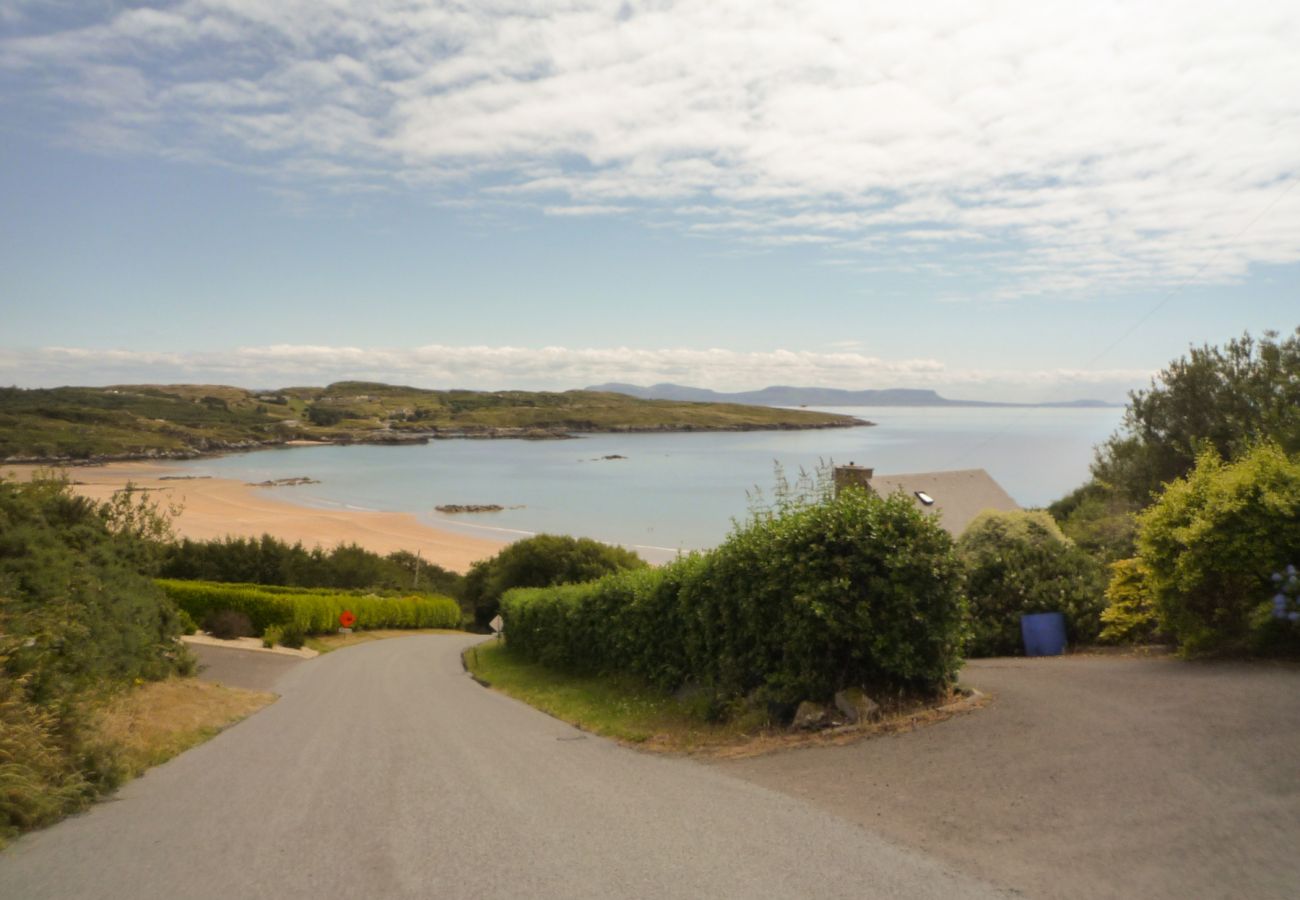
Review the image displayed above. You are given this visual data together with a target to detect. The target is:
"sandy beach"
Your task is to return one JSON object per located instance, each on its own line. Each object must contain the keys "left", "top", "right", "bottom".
{"left": 2, "top": 462, "right": 505, "bottom": 574}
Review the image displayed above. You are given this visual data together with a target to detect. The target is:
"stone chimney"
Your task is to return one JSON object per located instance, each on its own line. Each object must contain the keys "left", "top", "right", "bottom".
{"left": 833, "top": 462, "right": 874, "bottom": 497}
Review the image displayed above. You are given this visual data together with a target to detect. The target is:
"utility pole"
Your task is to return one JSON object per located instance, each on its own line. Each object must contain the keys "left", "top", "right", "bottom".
{"left": 413, "top": 550, "right": 422, "bottom": 590}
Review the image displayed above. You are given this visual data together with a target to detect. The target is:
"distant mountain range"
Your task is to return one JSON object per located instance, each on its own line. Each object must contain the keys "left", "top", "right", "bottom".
{"left": 586, "top": 383, "right": 1121, "bottom": 409}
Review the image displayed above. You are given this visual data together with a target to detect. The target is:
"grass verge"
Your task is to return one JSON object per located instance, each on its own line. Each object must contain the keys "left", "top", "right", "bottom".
{"left": 305, "top": 627, "right": 463, "bottom": 654}
{"left": 93, "top": 677, "right": 275, "bottom": 777}
{"left": 464, "top": 640, "right": 989, "bottom": 757}
{"left": 463, "top": 640, "right": 751, "bottom": 751}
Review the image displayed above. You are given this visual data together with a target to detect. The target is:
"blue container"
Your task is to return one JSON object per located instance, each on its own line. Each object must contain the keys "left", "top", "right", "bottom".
{"left": 1021, "top": 612, "right": 1067, "bottom": 656}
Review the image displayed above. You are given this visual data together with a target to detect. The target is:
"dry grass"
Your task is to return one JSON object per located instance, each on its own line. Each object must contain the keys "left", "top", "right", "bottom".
{"left": 93, "top": 678, "right": 275, "bottom": 776}
{"left": 305, "top": 627, "right": 462, "bottom": 654}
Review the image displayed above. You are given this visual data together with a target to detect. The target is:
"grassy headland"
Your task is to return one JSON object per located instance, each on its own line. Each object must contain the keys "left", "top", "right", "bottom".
{"left": 0, "top": 381, "right": 868, "bottom": 463}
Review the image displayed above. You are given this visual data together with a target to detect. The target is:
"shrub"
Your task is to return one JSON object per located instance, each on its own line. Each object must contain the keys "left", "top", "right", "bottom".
{"left": 0, "top": 476, "right": 190, "bottom": 842}
{"left": 1098, "top": 558, "right": 1161, "bottom": 644}
{"left": 261, "top": 625, "right": 284, "bottom": 649}
{"left": 176, "top": 608, "right": 198, "bottom": 635}
{"left": 1048, "top": 480, "right": 1139, "bottom": 563}
{"left": 503, "top": 488, "right": 967, "bottom": 707}
{"left": 959, "top": 510, "right": 1107, "bottom": 657}
{"left": 1134, "top": 443, "right": 1300, "bottom": 656}
{"left": 203, "top": 609, "right": 254, "bottom": 640}
{"left": 464, "top": 534, "right": 645, "bottom": 630}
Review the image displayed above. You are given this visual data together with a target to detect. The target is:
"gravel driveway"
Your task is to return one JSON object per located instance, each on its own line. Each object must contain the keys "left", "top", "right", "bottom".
{"left": 718, "top": 655, "right": 1300, "bottom": 900}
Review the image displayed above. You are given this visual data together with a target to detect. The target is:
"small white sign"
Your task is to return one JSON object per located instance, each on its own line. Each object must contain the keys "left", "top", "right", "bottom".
{"left": 489, "top": 614, "right": 505, "bottom": 634}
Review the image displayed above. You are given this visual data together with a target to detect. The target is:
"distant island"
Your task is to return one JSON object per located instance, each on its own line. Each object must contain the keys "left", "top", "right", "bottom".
{"left": 586, "top": 382, "right": 1121, "bottom": 408}
{"left": 0, "top": 382, "right": 868, "bottom": 464}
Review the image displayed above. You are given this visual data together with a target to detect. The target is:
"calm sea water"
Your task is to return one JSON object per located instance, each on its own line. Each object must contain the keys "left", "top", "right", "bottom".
{"left": 168, "top": 406, "right": 1124, "bottom": 562}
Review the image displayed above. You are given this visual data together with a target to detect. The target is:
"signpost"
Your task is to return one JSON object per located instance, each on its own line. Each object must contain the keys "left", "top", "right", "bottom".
{"left": 489, "top": 614, "right": 504, "bottom": 641}
{"left": 339, "top": 609, "right": 356, "bottom": 634}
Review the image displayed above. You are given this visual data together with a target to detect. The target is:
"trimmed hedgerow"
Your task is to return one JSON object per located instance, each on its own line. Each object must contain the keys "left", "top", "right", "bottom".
{"left": 156, "top": 580, "right": 461, "bottom": 635}
{"left": 502, "top": 489, "right": 966, "bottom": 707}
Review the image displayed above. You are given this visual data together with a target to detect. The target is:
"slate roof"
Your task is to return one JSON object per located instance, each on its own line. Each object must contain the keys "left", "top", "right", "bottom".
{"left": 866, "top": 468, "right": 1020, "bottom": 536}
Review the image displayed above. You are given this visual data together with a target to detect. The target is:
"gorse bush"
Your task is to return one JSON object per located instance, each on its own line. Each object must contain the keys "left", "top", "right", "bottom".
{"left": 0, "top": 477, "right": 192, "bottom": 844}
{"left": 503, "top": 488, "right": 966, "bottom": 709}
{"left": 464, "top": 534, "right": 645, "bottom": 630}
{"left": 157, "top": 580, "right": 461, "bottom": 635}
{"left": 1132, "top": 443, "right": 1300, "bottom": 656}
{"left": 959, "top": 510, "right": 1107, "bottom": 657}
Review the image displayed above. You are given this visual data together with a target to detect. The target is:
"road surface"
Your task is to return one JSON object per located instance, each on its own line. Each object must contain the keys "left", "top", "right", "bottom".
{"left": 721, "top": 655, "right": 1300, "bottom": 900}
{"left": 0, "top": 635, "right": 1005, "bottom": 900}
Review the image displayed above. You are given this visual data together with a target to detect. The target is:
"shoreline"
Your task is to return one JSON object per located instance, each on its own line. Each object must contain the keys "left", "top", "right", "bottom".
{"left": 1, "top": 462, "right": 505, "bottom": 575}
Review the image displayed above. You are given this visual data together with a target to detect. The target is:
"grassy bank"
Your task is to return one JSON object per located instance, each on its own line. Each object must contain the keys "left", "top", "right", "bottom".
{"left": 463, "top": 641, "right": 985, "bottom": 757}
{"left": 463, "top": 641, "right": 750, "bottom": 750}
{"left": 2, "top": 677, "right": 272, "bottom": 848}
{"left": 93, "top": 678, "right": 275, "bottom": 777}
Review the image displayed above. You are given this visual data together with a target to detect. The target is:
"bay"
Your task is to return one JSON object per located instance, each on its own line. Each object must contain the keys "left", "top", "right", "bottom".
{"left": 170, "top": 406, "right": 1125, "bottom": 563}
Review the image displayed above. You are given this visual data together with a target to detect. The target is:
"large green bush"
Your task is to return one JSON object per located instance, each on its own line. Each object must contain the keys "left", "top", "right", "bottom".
{"left": 0, "top": 477, "right": 191, "bottom": 843}
{"left": 1133, "top": 443, "right": 1300, "bottom": 656}
{"left": 503, "top": 489, "right": 967, "bottom": 708}
{"left": 959, "top": 510, "right": 1107, "bottom": 657}
{"left": 156, "top": 580, "right": 461, "bottom": 635}
{"left": 464, "top": 534, "right": 645, "bottom": 630}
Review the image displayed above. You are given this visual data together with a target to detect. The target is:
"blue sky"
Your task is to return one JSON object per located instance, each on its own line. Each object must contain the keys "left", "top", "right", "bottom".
{"left": 1, "top": 1, "right": 1296, "bottom": 402}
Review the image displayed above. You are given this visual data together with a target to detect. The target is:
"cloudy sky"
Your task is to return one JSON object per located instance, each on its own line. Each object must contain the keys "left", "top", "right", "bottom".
{"left": 1, "top": 1, "right": 1296, "bottom": 401}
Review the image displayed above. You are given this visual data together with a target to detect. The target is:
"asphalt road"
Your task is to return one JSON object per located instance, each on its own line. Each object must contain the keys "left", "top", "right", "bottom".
{"left": 720, "top": 655, "right": 1300, "bottom": 900}
{"left": 189, "top": 641, "right": 306, "bottom": 692}
{"left": 0, "top": 635, "right": 1006, "bottom": 900}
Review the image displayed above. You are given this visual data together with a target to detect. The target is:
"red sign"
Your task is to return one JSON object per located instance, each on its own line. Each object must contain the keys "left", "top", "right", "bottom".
{"left": 339, "top": 609, "right": 356, "bottom": 629}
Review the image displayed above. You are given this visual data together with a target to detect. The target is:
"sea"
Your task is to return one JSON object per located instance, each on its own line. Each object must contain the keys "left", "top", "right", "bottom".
{"left": 164, "top": 406, "right": 1126, "bottom": 563}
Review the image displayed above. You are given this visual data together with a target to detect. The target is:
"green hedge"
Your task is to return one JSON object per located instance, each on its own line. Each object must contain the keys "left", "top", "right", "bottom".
{"left": 156, "top": 580, "right": 461, "bottom": 635}
{"left": 502, "top": 489, "right": 966, "bottom": 706}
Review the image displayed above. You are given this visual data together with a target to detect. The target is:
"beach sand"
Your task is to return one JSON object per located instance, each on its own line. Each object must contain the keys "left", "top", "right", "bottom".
{"left": 2, "top": 462, "right": 505, "bottom": 574}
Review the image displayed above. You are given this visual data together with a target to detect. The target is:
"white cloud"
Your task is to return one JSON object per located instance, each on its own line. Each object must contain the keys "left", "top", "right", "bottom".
{"left": 4, "top": 1, "right": 1298, "bottom": 298}
{"left": 0, "top": 344, "right": 1150, "bottom": 401}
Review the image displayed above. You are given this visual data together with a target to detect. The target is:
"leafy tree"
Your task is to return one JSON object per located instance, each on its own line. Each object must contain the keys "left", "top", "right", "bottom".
{"left": 464, "top": 534, "right": 645, "bottom": 629}
{"left": 959, "top": 510, "right": 1107, "bottom": 657}
{"left": 1130, "top": 442, "right": 1300, "bottom": 656}
{"left": 1047, "top": 480, "right": 1138, "bottom": 563}
{"left": 1093, "top": 328, "right": 1300, "bottom": 504}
